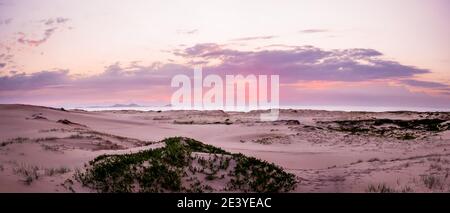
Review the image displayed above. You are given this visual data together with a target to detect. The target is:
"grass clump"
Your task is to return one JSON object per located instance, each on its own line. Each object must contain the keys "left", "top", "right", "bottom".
{"left": 366, "top": 183, "right": 414, "bottom": 193}
{"left": 45, "top": 167, "right": 71, "bottom": 176}
{"left": 422, "top": 174, "right": 442, "bottom": 190}
{"left": 13, "top": 164, "right": 40, "bottom": 185}
{"left": 0, "top": 137, "right": 28, "bottom": 147}
{"left": 366, "top": 183, "right": 395, "bottom": 193}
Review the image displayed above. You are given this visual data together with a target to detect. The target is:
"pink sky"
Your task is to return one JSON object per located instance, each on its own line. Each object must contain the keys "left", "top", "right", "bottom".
{"left": 0, "top": 0, "right": 449, "bottom": 110}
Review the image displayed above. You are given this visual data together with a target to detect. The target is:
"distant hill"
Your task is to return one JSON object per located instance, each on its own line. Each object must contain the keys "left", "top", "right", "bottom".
{"left": 110, "top": 103, "right": 141, "bottom": 108}
{"left": 86, "top": 103, "right": 143, "bottom": 108}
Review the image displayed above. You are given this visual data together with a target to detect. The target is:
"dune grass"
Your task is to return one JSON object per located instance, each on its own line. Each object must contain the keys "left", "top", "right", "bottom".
{"left": 76, "top": 137, "right": 297, "bottom": 192}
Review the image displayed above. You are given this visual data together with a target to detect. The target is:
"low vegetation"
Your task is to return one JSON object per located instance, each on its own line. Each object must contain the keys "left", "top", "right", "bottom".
{"left": 13, "top": 163, "right": 71, "bottom": 185}
{"left": 13, "top": 164, "right": 40, "bottom": 185}
{"left": 366, "top": 183, "right": 414, "bottom": 193}
{"left": 0, "top": 137, "right": 28, "bottom": 147}
{"left": 75, "top": 137, "right": 297, "bottom": 192}
{"left": 320, "top": 118, "right": 449, "bottom": 140}
{"left": 366, "top": 183, "right": 396, "bottom": 193}
{"left": 57, "top": 119, "right": 87, "bottom": 127}
{"left": 45, "top": 167, "right": 71, "bottom": 176}
{"left": 421, "top": 174, "right": 443, "bottom": 190}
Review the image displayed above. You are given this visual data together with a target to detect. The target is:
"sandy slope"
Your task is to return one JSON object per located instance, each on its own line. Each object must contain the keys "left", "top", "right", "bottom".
{"left": 0, "top": 104, "right": 449, "bottom": 192}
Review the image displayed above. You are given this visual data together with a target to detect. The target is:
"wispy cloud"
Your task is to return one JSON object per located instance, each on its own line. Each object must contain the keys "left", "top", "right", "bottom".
{"left": 176, "top": 29, "right": 198, "bottom": 35}
{"left": 16, "top": 17, "right": 70, "bottom": 47}
{"left": 401, "top": 79, "right": 449, "bottom": 88}
{"left": 0, "top": 18, "right": 12, "bottom": 25}
{"left": 0, "top": 49, "right": 16, "bottom": 72}
{"left": 17, "top": 28, "right": 57, "bottom": 47}
{"left": 230, "top": 35, "right": 277, "bottom": 41}
{"left": 0, "top": 17, "right": 71, "bottom": 71}
{"left": 299, "top": 29, "right": 329, "bottom": 34}
{"left": 41, "top": 17, "right": 70, "bottom": 25}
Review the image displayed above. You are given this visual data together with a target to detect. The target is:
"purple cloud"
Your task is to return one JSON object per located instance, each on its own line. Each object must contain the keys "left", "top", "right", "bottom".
{"left": 0, "top": 53, "right": 15, "bottom": 70}
{"left": 175, "top": 43, "right": 426, "bottom": 82}
{"left": 2, "top": 44, "right": 441, "bottom": 92}
{"left": 0, "top": 18, "right": 12, "bottom": 25}
{"left": 0, "top": 70, "right": 70, "bottom": 90}
{"left": 17, "top": 17, "right": 70, "bottom": 47}
{"left": 0, "top": 44, "right": 448, "bottom": 108}
{"left": 56, "top": 17, "right": 70, "bottom": 24}
{"left": 41, "top": 17, "right": 70, "bottom": 25}
{"left": 17, "top": 28, "right": 57, "bottom": 47}
{"left": 401, "top": 79, "right": 449, "bottom": 88}
{"left": 0, "top": 63, "right": 189, "bottom": 92}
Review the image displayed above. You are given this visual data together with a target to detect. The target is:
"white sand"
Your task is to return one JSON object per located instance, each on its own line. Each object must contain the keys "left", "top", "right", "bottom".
{"left": 0, "top": 104, "right": 449, "bottom": 192}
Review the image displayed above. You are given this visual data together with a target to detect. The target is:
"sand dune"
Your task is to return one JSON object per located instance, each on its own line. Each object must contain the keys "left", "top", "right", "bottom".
{"left": 0, "top": 104, "right": 449, "bottom": 192}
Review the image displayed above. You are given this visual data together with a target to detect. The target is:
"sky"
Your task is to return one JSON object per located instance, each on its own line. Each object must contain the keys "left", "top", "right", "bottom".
{"left": 0, "top": 0, "right": 449, "bottom": 110}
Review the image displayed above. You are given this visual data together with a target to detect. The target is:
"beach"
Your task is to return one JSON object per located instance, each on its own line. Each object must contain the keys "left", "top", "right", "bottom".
{"left": 0, "top": 104, "right": 449, "bottom": 192}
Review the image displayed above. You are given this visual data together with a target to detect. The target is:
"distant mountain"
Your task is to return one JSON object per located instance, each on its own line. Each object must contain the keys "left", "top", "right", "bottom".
{"left": 86, "top": 103, "right": 143, "bottom": 108}
{"left": 110, "top": 103, "right": 141, "bottom": 108}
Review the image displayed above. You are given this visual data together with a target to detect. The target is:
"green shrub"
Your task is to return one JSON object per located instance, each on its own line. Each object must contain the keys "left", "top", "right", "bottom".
{"left": 76, "top": 137, "right": 297, "bottom": 193}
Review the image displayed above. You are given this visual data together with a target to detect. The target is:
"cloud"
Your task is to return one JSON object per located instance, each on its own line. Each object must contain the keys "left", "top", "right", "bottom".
{"left": 0, "top": 18, "right": 12, "bottom": 25}
{"left": 175, "top": 43, "right": 426, "bottom": 82}
{"left": 281, "top": 82, "right": 450, "bottom": 109}
{"left": 0, "top": 63, "right": 193, "bottom": 105}
{"left": 401, "top": 79, "right": 449, "bottom": 88}
{"left": 230, "top": 35, "right": 277, "bottom": 41}
{"left": 42, "top": 17, "right": 70, "bottom": 25}
{"left": 0, "top": 69, "right": 70, "bottom": 90}
{"left": 0, "top": 63, "right": 188, "bottom": 92}
{"left": 0, "top": 44, "right": 448, "bottom": 108}
{"left": 56, "top": 17, "right": 70, "bottom": 24}
{"left": 176, "top": 29, "right": 198, "bottom": 35}
{"left": 0, "top": 44, "right": 439, "bottom": 89}
{"left": 0, "top": 52, "right": 15, "bottom": 70}
{"left": 2, "top": 43, "right": 433, "bottom": 91}
{"left": 299, "top": 29, "right": 329, "bottom": 34}
{"left": 17, "top": 28, "right": 57, "bottom": 47}
{"left": 0, "top": 17, "right": 70, "bottom": 71}
{"left": 174, "top": 43, "right": 236, "bottom": 59}
{"left": 43, "top": 19, "right": 54, "bottom": 25}
{"left": 16, "top": 17, "right": 70, "bottom": 47}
